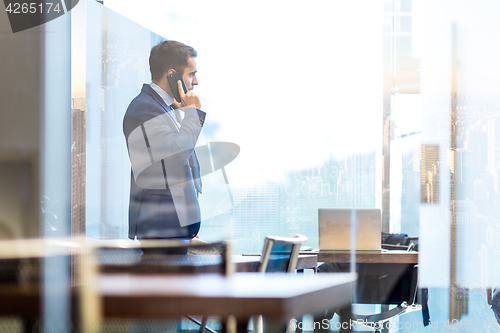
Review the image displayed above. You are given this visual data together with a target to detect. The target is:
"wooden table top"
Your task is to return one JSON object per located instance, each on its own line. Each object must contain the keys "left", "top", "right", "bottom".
{"left": 0, "top": 272, "right": 354, "bottom": 332}
{"left": 301, "top": 250, "right": 418, "bottom": 264}
{"left": 98, "top": 272, "right": 356, "bottom": 321}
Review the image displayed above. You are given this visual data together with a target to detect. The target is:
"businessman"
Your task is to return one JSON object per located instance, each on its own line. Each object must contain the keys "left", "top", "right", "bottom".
{"left": 123, "top": 40, "right": 206, "bottom": 253}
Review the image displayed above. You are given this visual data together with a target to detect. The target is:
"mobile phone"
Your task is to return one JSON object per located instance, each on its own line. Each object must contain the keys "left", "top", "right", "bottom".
{"left": 167, "top": 71, "right": 188, "bottom": 103}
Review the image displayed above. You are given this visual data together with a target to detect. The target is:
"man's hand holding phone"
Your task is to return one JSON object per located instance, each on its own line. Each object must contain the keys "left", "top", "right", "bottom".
{"left": 171, "top": 80, "right": 201, "bottom": 110}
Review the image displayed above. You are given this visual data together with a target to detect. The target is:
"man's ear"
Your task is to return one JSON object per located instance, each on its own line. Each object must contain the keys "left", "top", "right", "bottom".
{"left": 166, "top": 69, "right": 176, "bottom": 76}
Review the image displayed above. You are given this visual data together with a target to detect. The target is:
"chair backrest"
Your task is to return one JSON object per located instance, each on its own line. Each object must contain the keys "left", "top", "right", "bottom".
{"left": 257, "top": 234, "right": 307, "bottom": 273}
{"left": 96, "top": 239, "right": 233, "bottom": 276}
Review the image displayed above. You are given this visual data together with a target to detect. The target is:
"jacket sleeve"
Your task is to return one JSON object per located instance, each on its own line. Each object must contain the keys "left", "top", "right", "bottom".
{"left": 126, "top": 101, "right": 206, "bottom": 189}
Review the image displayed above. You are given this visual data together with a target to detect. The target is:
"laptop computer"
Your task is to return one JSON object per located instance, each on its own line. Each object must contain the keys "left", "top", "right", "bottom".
{"left": 318, "top": 208, "right": 382, "bottom": 251}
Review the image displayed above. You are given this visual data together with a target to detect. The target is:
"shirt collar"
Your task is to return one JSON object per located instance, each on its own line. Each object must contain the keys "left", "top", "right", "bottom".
{"left": 150, "top": 82, "right": 174, "bottom": 108}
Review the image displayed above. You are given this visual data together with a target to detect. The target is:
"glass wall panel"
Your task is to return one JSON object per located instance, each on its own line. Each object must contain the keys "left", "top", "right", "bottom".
{"left": 99, "top": 0, "right": 384, "bottom": 253}
{"left": 69, "top": 0, "right": 500, "bottom": 330}
{"left": 81, "top": 0, "right": 164, "bottom": 239}
{"left": 418, "top": 0, "right": 500, "bottom": 290}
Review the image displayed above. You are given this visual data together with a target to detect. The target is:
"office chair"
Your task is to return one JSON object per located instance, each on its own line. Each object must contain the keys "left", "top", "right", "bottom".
{"left": 96, "top": 239, "right": 233, "bottom": 333}
{"left": 346, "top": 236, "right": 427, "bottom": 332}
{"left": 350, "top": 264, "right": 422, "bottom": 333}
{"left": 487, "top": 288, "right": 500, "bottom": 326}
{"left": 381, "top": 235, "right": 418, "bottom": 251}
{"left": 256, "top": 234, "right": 307, "bottom": 273}
{"left": 253, "top": 234, "right": 308, "bottom": 333}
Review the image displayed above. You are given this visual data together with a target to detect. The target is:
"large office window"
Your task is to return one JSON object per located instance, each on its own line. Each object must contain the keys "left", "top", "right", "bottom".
{"left": 74, "top": 0, "right": 384, "bottom": 253}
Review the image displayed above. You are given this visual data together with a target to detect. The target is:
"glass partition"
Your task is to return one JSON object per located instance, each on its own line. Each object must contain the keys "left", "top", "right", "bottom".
{"left": 404, "top": 0, "right": 500, "bottom": 326}
{"left": 416, "top": 0, "right": 500, "bottom": 288}
{"left": 73, "top": 0, "right": 166, "bottom": 240}
{"left": 65, "top": 0, "right": 500, "bottom": 330}
{"left": 88, "top": 0, "right": 385, "bottom": 253}
{"left": 72, "top": 3, "right": 384, "bottom": 329}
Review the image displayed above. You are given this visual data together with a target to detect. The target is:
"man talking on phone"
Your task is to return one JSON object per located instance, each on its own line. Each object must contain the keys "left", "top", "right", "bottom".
{"left": 123, "top": 40, "right": 205, "bottom": 254}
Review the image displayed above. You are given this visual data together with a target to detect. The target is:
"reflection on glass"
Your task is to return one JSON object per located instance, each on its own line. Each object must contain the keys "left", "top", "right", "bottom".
{"left": 80, "top": 1, "right": 383, "bottom": 254}
{"left": 64, "top": 0, "right": 500, "bottom": 330}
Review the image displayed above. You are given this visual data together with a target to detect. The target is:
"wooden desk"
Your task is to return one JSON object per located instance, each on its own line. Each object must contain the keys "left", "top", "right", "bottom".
{"left": 301, "top": 250, "right": 418, "bottom": 264}
{"left": 0, "top": 272, "right": 354, "bottom": 333}
{"left": 98, "top": 272, "right": 356, "bottom": 332}
{"left": 304, "top": 250, "right": 420, "bottom": 312}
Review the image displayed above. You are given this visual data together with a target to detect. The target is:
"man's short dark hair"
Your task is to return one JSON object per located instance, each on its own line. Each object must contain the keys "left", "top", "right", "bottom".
{"left": 149, "top": 40, "right": 197, "bottom": 81}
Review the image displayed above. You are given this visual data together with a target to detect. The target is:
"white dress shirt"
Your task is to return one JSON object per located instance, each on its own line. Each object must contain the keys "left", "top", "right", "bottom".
{"left": 150, "top": 82, "right": 182, "bottom": 129}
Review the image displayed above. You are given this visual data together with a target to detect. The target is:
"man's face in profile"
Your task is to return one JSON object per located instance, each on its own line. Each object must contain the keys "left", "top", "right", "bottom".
{"left": 181, "top": 56, "right": 198, "bottom": 91}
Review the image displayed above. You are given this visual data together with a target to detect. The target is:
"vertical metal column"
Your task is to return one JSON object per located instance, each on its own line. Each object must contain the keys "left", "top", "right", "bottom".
{"left": 449, "top": 21, "right": 458, "bottom": 321}
{"left": 42, "top": 9, "right": 72, "bottom": 333}
{"left": 449, "top": 21, "right": 468, "bottom": 321}
{"left": 449, "top": 21, "right": 458, "bottom": 318}
{"left": 382, "top": 0, "right": 395, "bottom": 233}
{"left": 71, "top": 0, "right": 87, "bottom": 236}
{"left": 100, "top": 6, "right": 108, "bottom": 238}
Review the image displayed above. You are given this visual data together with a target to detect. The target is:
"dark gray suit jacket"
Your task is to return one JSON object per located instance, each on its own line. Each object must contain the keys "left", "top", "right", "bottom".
{"left": 123, "top": 84, "right": 206, "bottom": 240}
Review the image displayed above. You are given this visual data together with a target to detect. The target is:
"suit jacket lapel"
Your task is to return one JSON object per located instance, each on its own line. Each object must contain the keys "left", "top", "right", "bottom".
{"left": 141, "top": 84, "right": 179, "bottom": 132}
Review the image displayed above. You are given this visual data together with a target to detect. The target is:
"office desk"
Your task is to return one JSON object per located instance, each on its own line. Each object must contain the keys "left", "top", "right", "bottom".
{"left": 301, "top": 250, "right": 418, "bottom": 264}
{"left": 305, "top": 250, "right": 418, "bottom": 303}
{"left": 304, "top": 250, "right": 422, "bottom": 326}
{"left": 0, "top": 272, "right": 354, "bottom": 333}
{"left": 98, "top": 272, "right": 356, "bottom": 332}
